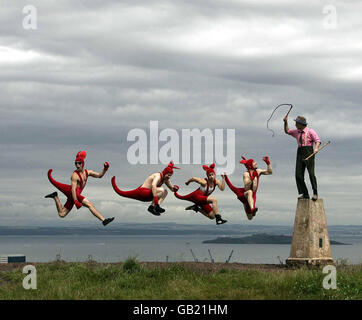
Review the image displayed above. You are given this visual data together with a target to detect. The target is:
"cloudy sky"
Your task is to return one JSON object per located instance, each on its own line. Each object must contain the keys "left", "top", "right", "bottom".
{"left": 1, "top": 0, "right": 361, "bottom": 227}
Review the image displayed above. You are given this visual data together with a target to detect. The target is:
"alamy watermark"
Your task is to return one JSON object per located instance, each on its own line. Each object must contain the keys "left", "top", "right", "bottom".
{"left": 323, "top": 4, "right": 338, "bottom": 30}
{"left": 22, "top": 5, "right": 38, "bottom": 30}
{"left": 22, "top": 265, "right": 37, "bottom": 290}
{"left": 322, "top": 265, "right": 337, "bottom": 290}
{"left": 127, "top": 121, "right": 235, "bottom": 174}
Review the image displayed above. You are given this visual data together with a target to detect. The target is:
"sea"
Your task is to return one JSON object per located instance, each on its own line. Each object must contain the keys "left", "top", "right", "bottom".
{"left": 0, "top": 234, "right": 361, "bottom": 264}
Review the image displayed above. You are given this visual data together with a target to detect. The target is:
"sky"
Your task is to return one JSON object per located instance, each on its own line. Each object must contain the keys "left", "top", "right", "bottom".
{"left": 0, "top": 0, "right": 361, "bottom": 227}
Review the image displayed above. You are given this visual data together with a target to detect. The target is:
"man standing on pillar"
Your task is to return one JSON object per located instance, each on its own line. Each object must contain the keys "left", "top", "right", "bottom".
{"left": 283, "top": 115, "right": 321, "bottom": 201}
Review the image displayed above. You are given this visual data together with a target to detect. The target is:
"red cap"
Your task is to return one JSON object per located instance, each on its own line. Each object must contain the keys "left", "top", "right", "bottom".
{"left": 162, "top": 161, "right": 180, "bottom": 176}
{"left": 240, "top": 156, "right": 255, "bottom": 170}
{"left": 75, "top": 151, "right": 87, "bottom": 165}
{"left": 202, "top": 163, "right": 215, "bottom": 175}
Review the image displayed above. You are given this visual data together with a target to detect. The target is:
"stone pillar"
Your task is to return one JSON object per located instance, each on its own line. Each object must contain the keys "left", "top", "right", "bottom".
{"left": 286, "top": 199, "right": 334, "bottom": 266}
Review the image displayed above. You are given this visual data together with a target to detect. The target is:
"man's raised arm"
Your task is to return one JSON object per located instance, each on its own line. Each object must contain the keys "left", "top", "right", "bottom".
{"left": 185, "top": 177, "right": 206, "bottom": 186}
{"left": 88, "top": 162, "right": 110, "bottom": 178}
{"left": 259, "top": 156, "right": 273, "bottom": 176}
{"left": 283, "top": 115, "right": 290, "bottom": 134}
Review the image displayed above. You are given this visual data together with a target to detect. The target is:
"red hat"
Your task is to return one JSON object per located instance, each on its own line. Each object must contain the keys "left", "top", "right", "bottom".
{"left": 240, "top": 156, "right": 255, "bottom": 170}
{"left": 75, "top": 151, "right": 87, "bottom": 165}
{"left": 202, "top": 163, "right": 215, "bottom": 175}
{"left": 162, "top": 161, "right": 180, "bottom": 176}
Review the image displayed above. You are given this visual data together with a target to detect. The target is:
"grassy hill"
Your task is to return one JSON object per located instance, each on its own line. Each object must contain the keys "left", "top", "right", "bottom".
{"left": 0, "top": 260, "right": 361, "bottom": 300}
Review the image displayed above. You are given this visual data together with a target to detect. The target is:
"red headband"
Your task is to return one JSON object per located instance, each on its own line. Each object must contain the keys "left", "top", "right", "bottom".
{"left": 75, "top": 150, "right": 87, "bottom": 165}
{"left": 240, "top": 156, "right": 255, "bottom": 170}
{"left": 162, "top": 161, "right": 180, "bottom": 176}
{"left": 202, "top": 163, "right": 215, "bottom": 176}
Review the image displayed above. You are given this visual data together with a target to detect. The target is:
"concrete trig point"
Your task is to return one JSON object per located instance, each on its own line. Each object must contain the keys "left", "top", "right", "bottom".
{"left": 286, "top": 199, "right": 335, "bottom": 267}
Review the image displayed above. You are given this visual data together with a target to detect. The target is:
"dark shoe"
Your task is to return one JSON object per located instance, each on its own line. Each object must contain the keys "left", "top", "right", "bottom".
{"left": 298, "top": 194, "right": 310, "bottom": 200}
{"left": 185, "top": 204, "right": 199, "bottom": 212}
{"left": 45, "top": 192, "right": 58, "bottom": 199}
{"left": 148, "top": 205, "right": 160, "bottom": 216}
{"left": 102, "top": 217, "right": 115, "bottom": 226}
{"left": 215, "top": 214, "right": 227, "bottom": 225}
{"left": 251, "top": 207, "right": 258, "bottom": 216}
{"left": 312, "top": 195, "right": 318, "bottom": 201}
{"left": 154, "top": 204, "right": 165, "bottom": 214}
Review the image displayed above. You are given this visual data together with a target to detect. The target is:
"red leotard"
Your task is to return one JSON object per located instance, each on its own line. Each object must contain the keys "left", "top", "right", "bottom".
{"left": 174, "top": 178, "right": 216, "bottom": 214}
{"left": 47, "top": 169, "right": 88, "bottom": 211}
{"left": 224, "top": 171, "right": 259, "bottom": 214}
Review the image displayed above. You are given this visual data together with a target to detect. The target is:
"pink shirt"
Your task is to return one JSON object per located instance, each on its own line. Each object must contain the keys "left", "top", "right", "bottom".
{"left": 288, "top": 127, "right": 320, "bottom": 147}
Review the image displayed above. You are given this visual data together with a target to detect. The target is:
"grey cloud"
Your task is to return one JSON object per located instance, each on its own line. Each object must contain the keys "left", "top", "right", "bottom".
{"left": 0, "top": 0, "right": 361, "bottom": 226}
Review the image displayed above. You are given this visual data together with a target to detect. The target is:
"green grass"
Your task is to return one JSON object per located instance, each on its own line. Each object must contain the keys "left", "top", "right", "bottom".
{"left": 0, "top": 260, "right": 361, "bottom": 300}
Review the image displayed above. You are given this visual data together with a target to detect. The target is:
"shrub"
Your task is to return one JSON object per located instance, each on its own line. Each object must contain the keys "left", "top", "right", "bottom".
{"left": 122, "top": 257, "right": 141, "bottom": 273}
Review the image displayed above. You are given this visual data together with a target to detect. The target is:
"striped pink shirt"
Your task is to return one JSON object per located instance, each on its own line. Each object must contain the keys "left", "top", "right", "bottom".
{"left": 288, "top": 127, "right": 320, "bottom": 147}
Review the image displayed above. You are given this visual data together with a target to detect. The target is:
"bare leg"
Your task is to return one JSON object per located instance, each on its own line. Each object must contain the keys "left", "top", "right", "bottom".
{"left": 245, "top": 190, "right": 255, "bottom": 210}
{"left": 157, "top": 188, "right": 168, "bottom": 205}
{"left": 207, "top": 196, "right": 218, "bottom": 217}
{"left": 53, "top": 196, "right": 71, "bottom": 218}
{"left": 82, "top": 198, "right": 105, "bottom": 222}
{"left": 244, "top": 190, "right": 256, "bottom": 220}
{"left": 199, "top": 209, "right": 214, "bottom": 220}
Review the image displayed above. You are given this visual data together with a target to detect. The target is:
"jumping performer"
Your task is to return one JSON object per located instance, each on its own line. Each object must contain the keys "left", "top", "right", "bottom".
{"left": 223, "top": 156, "right": 272, "bottom": 220}
{"left": 174, "top": 164, "right": 227, "bottom": 225}
{"left": 283, "top": 115, "right": 321, "bottom": 200}
{"left": 111, "top": 161, "right": 179, "bottom": 216}
{"left": 45, "top": 151, "right": 115, "bottom": 226}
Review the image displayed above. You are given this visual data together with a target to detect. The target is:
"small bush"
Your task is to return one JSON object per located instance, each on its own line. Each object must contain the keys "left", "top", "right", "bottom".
{"left": 122, "top": 257, "right": 141, "bottom": 273}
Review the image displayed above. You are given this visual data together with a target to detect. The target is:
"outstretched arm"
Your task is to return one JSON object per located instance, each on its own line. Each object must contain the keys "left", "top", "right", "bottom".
{"left": 165, "top": 179, "right": 178, "bottom": 192}
{"left": 185, "top": 177, "right": 207, "bottom": 187}
{"left": 88, "top": 162, "right": 110, "bottom": 178}
{"left": 216, "top": 176, "right": 226, "bottom": 191}
{"left": 258, "top": 157, "right": 273, "bottom": 176}
{"left": 283, "top": 115, "right": 290, "bottom": 134}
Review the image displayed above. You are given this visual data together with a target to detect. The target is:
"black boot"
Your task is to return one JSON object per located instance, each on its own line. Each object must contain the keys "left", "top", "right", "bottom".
{"left": 215, "top": 214, "right": 227, "bottom": 225}
{"left": 45, "top": 192, "right": 58, "bottom": 199}
{"left": 102, "top": 217, "right": 115, "bottom": 226}
{"left": 154, "top": 204, "right": 165, "bottom": 214}
{"left": 185, "top": 204, "right": 199, "bottom": 212}
{"left": 148, "top": 205, "right": 161, "bottom": 216}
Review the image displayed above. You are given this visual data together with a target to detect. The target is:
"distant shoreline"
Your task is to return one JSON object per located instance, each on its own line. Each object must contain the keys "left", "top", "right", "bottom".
{"left": 203, "top": 233, "right": 351, "bottom": 245}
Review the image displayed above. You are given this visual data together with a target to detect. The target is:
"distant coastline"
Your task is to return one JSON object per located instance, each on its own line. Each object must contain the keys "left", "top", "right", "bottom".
{"left": 203, "top": 233, "right": 350, "bottom": 245}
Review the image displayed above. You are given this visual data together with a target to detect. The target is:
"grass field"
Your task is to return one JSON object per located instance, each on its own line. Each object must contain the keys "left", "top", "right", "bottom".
{"left": 0, "top": 259, "right": 361, "bottom": 300}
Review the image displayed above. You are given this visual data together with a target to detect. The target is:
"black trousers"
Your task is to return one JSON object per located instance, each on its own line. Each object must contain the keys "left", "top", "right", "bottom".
{"left": 295, "top": 146, "right": 318, "bottom": 196}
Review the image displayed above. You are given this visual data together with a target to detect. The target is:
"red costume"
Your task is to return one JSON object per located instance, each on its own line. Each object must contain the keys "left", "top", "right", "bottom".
{"left": 47, "top": 151, "right": 88, "bottom": 211}
{"left": 111, "top": 161, "right": 179, "bottom": 203}
{"left": 224, "top": 157, "right": 259, "bottom": 215}
{"left": 174, "top": 164, "right": 216, "bottom": 214}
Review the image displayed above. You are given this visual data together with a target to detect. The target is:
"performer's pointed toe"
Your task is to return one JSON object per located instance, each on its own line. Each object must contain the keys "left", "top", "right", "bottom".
{"left": 185, "top": 204, "right": 199, "bottom": 212}
{"left": 45, "top": 192, "right": 58, "bottom": 199}
{"left": 102, "top": 217, "right": 115, "bottom": 226}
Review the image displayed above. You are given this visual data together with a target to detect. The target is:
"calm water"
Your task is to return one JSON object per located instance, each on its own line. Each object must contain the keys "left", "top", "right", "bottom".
{"left": 0, "top": 235, "right": 361, "bottom": 264}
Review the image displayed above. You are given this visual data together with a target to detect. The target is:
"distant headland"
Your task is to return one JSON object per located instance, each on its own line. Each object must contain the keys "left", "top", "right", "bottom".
{"left": 203, "top": 233, "right": 350, "bottom": 245}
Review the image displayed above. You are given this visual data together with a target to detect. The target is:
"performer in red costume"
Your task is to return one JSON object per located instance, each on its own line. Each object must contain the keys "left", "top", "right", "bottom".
{"left": 222, "top": 156, "right": 273, "bottom": 220}
{"left": 111, "top": 161, "right": 179, "bottom": 216}
{"left": 174, "top": 164, "right": 227, "bottom": 225}
{"left": 45, "top": 151, "right": 114, "bottom": 226}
